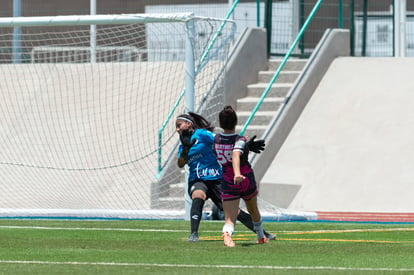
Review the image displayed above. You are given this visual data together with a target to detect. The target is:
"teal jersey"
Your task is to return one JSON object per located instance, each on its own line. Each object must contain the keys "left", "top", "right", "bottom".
{"left": 178, "top": 128, "right": 222, "bottom": 181}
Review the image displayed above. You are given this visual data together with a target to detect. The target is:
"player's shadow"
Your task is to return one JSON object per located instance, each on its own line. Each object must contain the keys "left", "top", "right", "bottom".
{"left": 240, "top": 243, "right": 262, "bottom": 247}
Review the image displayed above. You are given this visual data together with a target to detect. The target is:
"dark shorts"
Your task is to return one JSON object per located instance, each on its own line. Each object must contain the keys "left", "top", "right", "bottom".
{"left": 188, "top": 179, "right": 223, "bottom": 210}
{"left": 221, "top": 172, "right": 258, "bottom": 201}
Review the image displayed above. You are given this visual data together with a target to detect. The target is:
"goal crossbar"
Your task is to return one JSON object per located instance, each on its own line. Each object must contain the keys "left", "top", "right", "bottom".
{"left": 0, "top": 13, "right": 195, "bottom": 27}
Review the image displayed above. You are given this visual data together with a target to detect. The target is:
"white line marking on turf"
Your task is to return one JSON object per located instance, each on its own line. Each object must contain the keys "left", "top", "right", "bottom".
{"left": 0, "top": 225, "right": 228, "bottom": 234}
{"left": 0, "top": 225, "right": 186, "bottom": 232}
{"left": 1, "top": 225, "right": 413, "bottom": 234}
{"left": 0, "top": 225, "right": 251, "bottom": 235}
{"left": 1, "top": 260, "right": 414, "bottom": 272}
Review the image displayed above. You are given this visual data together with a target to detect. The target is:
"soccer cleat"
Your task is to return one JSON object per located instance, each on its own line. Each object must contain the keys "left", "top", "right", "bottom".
{"left": 265, "top": 233, "right": 277, "bottom": 241}
{"left": 188, "top": 232, "right": 199, "bottom": 242}
{"left": 222, "top": 231, "right": 235, "bottom": 247}
{"left": 257, "top": 237, "right": 268, "bottom": 244}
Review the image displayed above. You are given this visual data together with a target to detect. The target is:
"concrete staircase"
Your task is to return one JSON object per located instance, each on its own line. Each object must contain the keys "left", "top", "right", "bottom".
{"left": 154, "top": 58, "right": 308, "bottom": 210}
{"left": 236, "top": 58, "right": 308, "bottom": 138}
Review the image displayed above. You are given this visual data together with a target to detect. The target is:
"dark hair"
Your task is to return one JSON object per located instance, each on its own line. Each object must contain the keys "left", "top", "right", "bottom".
{"left": 176, "top": 112, "right": 214, "bottom": 132}
{"left": 219, "top": 105, "right": 237, "bottom": 130}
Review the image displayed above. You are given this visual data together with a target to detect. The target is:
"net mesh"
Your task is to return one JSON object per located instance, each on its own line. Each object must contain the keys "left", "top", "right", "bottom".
{"left": 0, "top": 14, "right": 235, "bottom": 219}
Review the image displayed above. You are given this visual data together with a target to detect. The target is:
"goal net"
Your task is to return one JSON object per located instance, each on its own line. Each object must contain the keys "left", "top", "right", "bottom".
{"left": 0, "top": 13, "right": 236, "bottom": 219}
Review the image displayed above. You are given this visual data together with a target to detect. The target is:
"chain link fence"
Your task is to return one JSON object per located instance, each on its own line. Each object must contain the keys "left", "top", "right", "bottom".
{"left": 2, "top": 1, "right": 414, "bottom": 57}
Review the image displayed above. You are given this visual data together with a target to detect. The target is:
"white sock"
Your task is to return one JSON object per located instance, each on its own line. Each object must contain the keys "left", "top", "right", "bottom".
{"left": 222, "top": 223, "right": 234, "bottom": 235}
{"left": 253, "top": 220, "right": 265, "bottom": 239}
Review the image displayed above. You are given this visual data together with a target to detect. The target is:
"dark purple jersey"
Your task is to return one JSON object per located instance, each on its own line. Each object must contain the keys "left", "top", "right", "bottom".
{"left": 213, "top": 133, "right": 252, "bottom": 184}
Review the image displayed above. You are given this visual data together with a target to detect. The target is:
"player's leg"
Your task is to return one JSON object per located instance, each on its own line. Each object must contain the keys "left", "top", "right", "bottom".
{"left": 236, "top": 210, "right": 275, "bottom": 240}
{"left": 209, "top": 179, "right": 275, "bottom": 240}
{"left": 238, "top": 173, "right": 277, "bottom": 241}
{"left": 188, "top": 181, "right": 208, "bottom": 242}
{"left": 222, "top": 198, "right": 239, "bottom": 247}
{"left": 206, "top": 181, "right": 235, "bottom": 247}
{"left": 244, "top": 195, "right": 267, "bottom": 243}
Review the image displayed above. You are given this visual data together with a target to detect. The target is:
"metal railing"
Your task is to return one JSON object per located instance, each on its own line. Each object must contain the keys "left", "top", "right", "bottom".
{"left": 240, "top": 0, "right": 323, "bottom": 135}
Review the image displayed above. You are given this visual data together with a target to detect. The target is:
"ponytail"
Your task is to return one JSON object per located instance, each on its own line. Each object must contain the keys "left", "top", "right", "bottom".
{"left": 188, "top": 112, "right": 214, "bottom": 132}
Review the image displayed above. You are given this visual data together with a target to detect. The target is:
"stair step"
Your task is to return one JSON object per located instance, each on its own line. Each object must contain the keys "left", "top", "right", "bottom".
{"left": 258, "top": 71, "right": 301, "bottom": 83}
{"left": 237, "top": 111, "right": 277, "bottom": 125}
{"left": 236, "top": 125, "right": 268, "bottom": 139}
{"left": 247, "top": 83, "right": 292, "bottom": 97}
{"left": 268, "top": 58, "right": 308, "bottom": 71}
{"left": 169, "top": 182, "right": 185, "bottom": 197}
{"left": 236, "top": 97, "right": 285, "bottom": 111}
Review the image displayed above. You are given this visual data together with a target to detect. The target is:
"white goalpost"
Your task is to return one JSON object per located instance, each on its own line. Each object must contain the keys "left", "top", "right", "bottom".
{"left": 0, "top": 13, "right": 236, "bottom": 219}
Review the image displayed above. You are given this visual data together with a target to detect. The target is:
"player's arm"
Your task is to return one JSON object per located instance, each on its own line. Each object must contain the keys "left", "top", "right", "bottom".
{"left": 232, "top": 150, "right": 245, "bottom": 184}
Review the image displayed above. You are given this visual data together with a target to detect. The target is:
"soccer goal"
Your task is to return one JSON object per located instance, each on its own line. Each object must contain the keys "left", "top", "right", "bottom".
{"left": 0, "top": 13, "right": 236, "bottom": 219}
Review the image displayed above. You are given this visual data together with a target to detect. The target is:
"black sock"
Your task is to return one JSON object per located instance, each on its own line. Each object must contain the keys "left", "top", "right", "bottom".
{"left": 237, "top": 209, "right": 270, "bottom": 235}
{"left": 190, "top": 198, "right": 204, "bottom": 234}
{"left": 237, "top": 209, "right": 254, "bottom": 231}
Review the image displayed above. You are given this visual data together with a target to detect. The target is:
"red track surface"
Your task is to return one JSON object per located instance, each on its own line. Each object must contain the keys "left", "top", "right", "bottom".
{"left": 316, "top": 212, "right": 414, "bottom": 222}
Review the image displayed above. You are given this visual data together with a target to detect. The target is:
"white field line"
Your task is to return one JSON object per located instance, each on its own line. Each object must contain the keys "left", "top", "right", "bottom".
{"left": 0, "top": 225, "right": 413, "bottom": 234}
{"left": 1, "top": 260, "right": 414, "bottom": 272}
{"left": 0, "top": 225, "right": 187, "bottom": 232}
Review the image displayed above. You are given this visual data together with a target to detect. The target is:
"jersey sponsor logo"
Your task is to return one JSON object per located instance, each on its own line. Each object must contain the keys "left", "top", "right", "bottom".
{"left": 195, "top": 162, "right": 220, "bottom": 178}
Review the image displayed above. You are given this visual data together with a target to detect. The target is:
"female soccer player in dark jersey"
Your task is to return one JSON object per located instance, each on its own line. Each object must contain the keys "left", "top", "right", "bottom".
{"left": 213, "top": 105, "right": 267, "bottom": 246}
{"left": 175, "top": 112, "right": 275, "bottom": 242}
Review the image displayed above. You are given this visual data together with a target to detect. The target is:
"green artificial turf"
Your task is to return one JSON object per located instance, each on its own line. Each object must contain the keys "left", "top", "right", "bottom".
{"left": 0, "top": 219, "right": 413, "bottom": 274}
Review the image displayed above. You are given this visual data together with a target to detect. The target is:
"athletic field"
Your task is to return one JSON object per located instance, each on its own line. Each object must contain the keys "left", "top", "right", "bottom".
{"left": 1, "top": 219, "right": 414, "bottom": 274}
